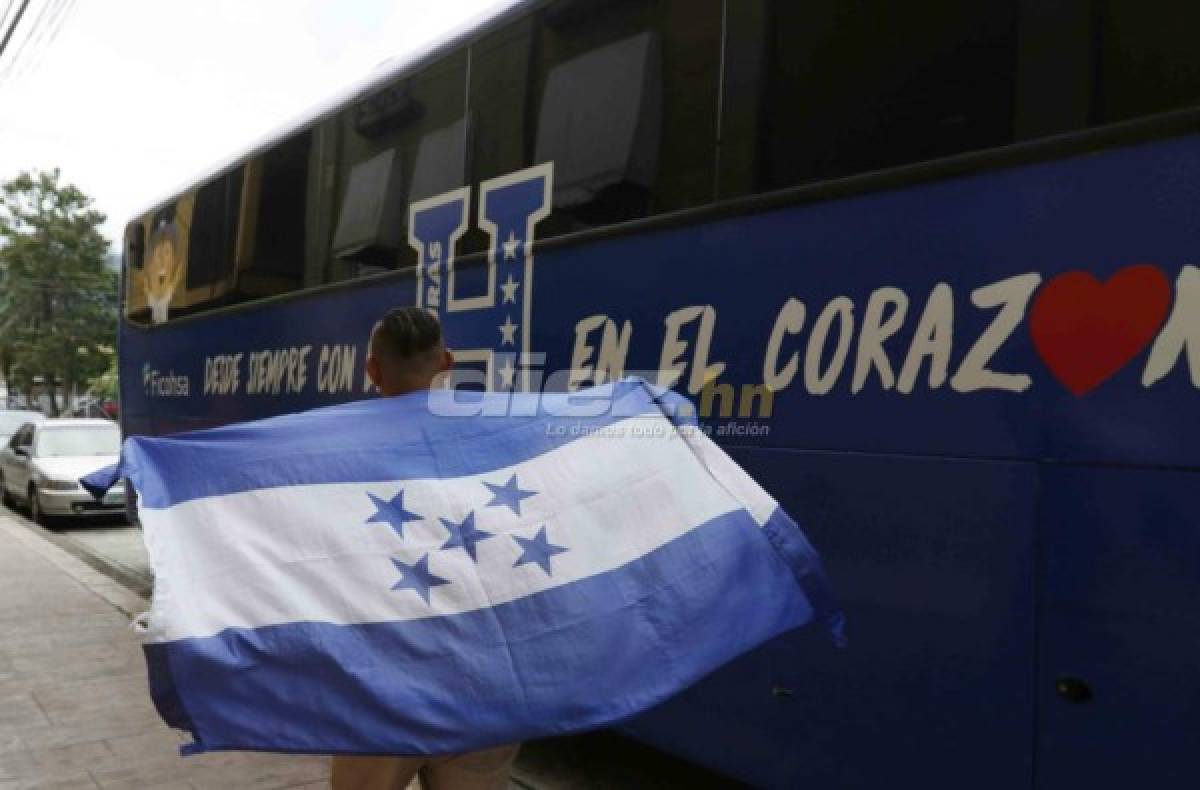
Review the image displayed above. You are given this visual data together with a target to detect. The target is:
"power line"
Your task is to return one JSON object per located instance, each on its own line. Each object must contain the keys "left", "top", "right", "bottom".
{"left": 8, "top": 0, "right": 74, "bottom": 82}
{"left": 0, "top": 0, "right": 57, "bottom": 82}
{"left": 6, "top": 0, "right": 67, "bottom": 81}
{"left": 27, "top": 0, "right": 75, "bottom": 74}
{"left": 0, "top": 0, "right": 47, "bottom": 78}
{"left": 0, "top": 2, "right": 17, "bottom": 38}
{"left": 0, "top": 0, "right": 29, "bottom": 61}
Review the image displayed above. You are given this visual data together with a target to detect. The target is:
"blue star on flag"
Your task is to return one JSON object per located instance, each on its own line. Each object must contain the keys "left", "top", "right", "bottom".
{"left": 439, "top": 511, "right": 494, "bottom": 562}
{"left": 390, "top": 554, "right": 450, "bottom": 604}
{"left": 484, "top": 474, "right": 537, "bottom": 515}
{"left": 512, "top": 526, "right": 568, "bottom": 576}
{"left": 365, "top": 490, "right": 422, "bottom": 538}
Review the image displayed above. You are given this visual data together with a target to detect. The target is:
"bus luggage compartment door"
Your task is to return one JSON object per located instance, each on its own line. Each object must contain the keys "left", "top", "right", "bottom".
{"left": 1037, "top": 464, "right": 1200, "bottom": 789}
{"left": 624, "top": 449, "right": 1038, "bottom": 788}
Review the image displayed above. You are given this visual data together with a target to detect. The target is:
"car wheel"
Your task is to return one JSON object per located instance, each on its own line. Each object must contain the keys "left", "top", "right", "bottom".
{"left": 124, "top": 480, "right": 140, "bottom": 528}
{"left": 28, "top": 484, "right": 47, "bottom": 526}
{"left": 0, "top": 472, "right": 11, "bottom": 508}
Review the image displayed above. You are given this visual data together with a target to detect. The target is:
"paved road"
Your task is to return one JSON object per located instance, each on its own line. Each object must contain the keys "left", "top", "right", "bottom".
{"left": 0, "top": 503, "right": 152, "bottom": 596}
{"left": 55, "top": 521, "right": 152, "bottom": 583}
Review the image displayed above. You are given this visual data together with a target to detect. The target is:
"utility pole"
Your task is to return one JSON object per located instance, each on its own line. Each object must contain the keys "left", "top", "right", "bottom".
{"left": 0, "top": 0, "right": 29, "bottom": 60}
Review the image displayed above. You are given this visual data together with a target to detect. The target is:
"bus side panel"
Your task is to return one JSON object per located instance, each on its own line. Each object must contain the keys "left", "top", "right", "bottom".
{"left": 622, "top": 450, "right": 1037, "bottom": 788}
{"left": 528, "top": 133, "right": 1200, "bottom": 470}
{"left": 119, "top": 278, "right": 417, "bottom": 436}
{"left": 1037, "top": 465, "right": 1200, "bottom": 790}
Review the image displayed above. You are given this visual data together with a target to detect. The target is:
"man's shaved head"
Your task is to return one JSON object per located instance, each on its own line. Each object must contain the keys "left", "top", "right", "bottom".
{"left": 366, "top": 307, "right": 454, "bottom": 396}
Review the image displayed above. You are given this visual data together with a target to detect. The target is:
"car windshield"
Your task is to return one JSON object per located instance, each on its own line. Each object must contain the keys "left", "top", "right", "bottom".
{"left": 0, "top": 412, "right": 40, "bottom": 438}
{"left": 35, "top": 426, "right": 120, "bottom": 457}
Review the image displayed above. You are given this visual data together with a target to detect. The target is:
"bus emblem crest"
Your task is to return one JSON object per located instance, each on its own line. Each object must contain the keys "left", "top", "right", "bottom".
{"left": 410, "top": 163, "right": 554, "bottom": 392}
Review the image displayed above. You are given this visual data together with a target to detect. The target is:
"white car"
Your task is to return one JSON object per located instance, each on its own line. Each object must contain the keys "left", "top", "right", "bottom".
{"left": 0, "top": 419, "right": 125, "bottom": 524}
{"left": 0, "top": 409, "right": 46, "bottom": 445}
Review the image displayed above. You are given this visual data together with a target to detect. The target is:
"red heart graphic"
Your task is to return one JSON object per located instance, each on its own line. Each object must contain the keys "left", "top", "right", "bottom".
{"left": 1028, "top": 264, "right": 1172, "bottom": 396}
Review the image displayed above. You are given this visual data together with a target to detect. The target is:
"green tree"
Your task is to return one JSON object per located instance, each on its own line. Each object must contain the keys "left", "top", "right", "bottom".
{"left": 86, "top": 353, "right": 119, "bottom": 402}
{"left": 0, "top": 169, "right": 116, "bottom": 415}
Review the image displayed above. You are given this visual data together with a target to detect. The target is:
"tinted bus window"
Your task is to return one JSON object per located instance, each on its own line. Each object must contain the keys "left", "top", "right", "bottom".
{"left": 122, "top": 221, "right": 146, "bottom": 323}
{"left": 1095, "top": 0, "right": 1200, "bottom": 123}
{"left": 125, "top": 222, "right": 145, "bottom": 271}
{"left": 329, "top": 51, "right": 468, "bottom": 280}
{"left": 186, "top": 169, "right": 241, "bottom": 292}
{"left": 466, "top": 0, "right": 722, "bottom": 247}
{"left": 720, "top": 0, "right": 1018, "bottom": 197}
{"left": 124, "top": 198, "right": 209, "bottom": 324}
{"left": 130, "top": 204, "right": 186, "bottom": 325}
{"left": 236, "top": 131, "right": 312, "bottom": 298}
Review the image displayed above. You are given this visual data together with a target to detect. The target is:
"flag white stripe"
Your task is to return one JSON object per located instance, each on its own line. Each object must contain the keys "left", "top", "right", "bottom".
{"left": 679, "top": 428, "right": 777, "bottom": 526}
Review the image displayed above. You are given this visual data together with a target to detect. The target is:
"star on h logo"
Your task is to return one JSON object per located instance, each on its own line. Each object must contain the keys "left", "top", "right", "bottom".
{"left": 498, "top": 315, "right": 518, "bottom": 346}
{"left": 365, "top": 490, "right": 422, "bottom": 538}
{"left": 498, "top": 359, "right": 517, "bottom": 388}
{"left": 502, "top": 230, "right": 520, "bottom": 260}
{"left": 390, "top": 554, "right": 450, "bottom": 604}
{"left": 439, "top": 511, "right": 495, "bottom": 562}
{"left": 484, "top": 474, "right": 537, "bottom": 515}
{"left": 501, "top": 274, "right": 519, "bottom": 305}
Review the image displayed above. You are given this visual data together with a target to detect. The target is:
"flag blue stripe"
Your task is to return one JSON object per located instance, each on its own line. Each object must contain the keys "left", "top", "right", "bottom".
{"left": 147, "top": 505, "right": 826, "bottom": 756}
{"left": 88, "top": 379, "right": 690, "bottom": 509}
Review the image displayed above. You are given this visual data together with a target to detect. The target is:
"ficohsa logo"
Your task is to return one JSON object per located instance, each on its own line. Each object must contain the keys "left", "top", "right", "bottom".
{"left": 143, "top": 363, "right": 190, "bottom": 397}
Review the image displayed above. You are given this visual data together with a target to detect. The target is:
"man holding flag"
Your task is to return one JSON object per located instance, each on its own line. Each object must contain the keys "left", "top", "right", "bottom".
{"left": 332, "top": 307, "right": 520, "bottom": 789}
{"left": 83, "top": 307, "right": 840, "bottom": 788}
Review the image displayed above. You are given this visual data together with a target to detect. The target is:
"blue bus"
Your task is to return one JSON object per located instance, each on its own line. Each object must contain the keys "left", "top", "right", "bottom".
{"left": 119, "top": 1, "right": 1200, "bottom": 786}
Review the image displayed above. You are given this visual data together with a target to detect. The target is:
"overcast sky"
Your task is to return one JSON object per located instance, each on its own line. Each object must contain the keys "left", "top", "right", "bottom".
{"left": 0, "top": 0, "right": 506, "bottom": 245}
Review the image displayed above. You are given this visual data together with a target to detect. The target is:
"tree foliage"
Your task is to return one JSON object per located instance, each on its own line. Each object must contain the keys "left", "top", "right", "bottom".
{"left": 0, "top": 169, "right": 117, "bottom": 415}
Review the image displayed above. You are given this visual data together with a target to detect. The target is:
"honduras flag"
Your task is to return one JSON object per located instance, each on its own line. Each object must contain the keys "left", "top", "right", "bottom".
{"left": 84, "top": 378, "right": 841, "bottom": 757}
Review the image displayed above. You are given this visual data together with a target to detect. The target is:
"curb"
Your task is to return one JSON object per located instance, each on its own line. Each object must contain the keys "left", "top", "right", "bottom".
{"left": 10, "top": 514, "right": 152, "bottom": 599}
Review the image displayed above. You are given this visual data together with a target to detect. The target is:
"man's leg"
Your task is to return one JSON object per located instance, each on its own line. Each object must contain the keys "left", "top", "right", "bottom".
{"left": 420, "top": 744, "right": 519, "bottom": 790}
{"left": 331, "top": 755, "right": 425, "bottom": 790}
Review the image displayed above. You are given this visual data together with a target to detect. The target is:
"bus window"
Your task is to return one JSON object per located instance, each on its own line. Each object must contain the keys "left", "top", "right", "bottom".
{"left": 123, "top": 169, "right": 247, "bottom": 325}
{"left": 133, "top": 203, "right": 187, "bottom": 325}
{"left": 186, "top": 169, "right": 241, "bottom": 296}
{"left": 234, "top": 131, "right": 312, "bottom": 298}
{"left": 1094, "top": 0, "right": 1200, "bottom": 123}
{"left": 719, "top": 0, "right": 1018, "bottom": 197}
{"left": 125, "top": 222, "right": 146, "bottom": 271}
{"left": 125, "top": 203, "right": 187, "bottom": 325}
{"left": 330, "top": 51, "right": 468, "bottom": 280}
{"left": 122, "top": 221, "right": 146, "bottom": 323}
{"left": 465, "top": 0, "right": 722, "bottom": 246}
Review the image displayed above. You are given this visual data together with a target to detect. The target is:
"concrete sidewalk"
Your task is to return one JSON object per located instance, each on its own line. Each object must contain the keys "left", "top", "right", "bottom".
{"left": 0, "top": 513, "right": 330, "bottom": 789}
{"left": 0, "top": 512, "right": 731, "bottom": 790}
